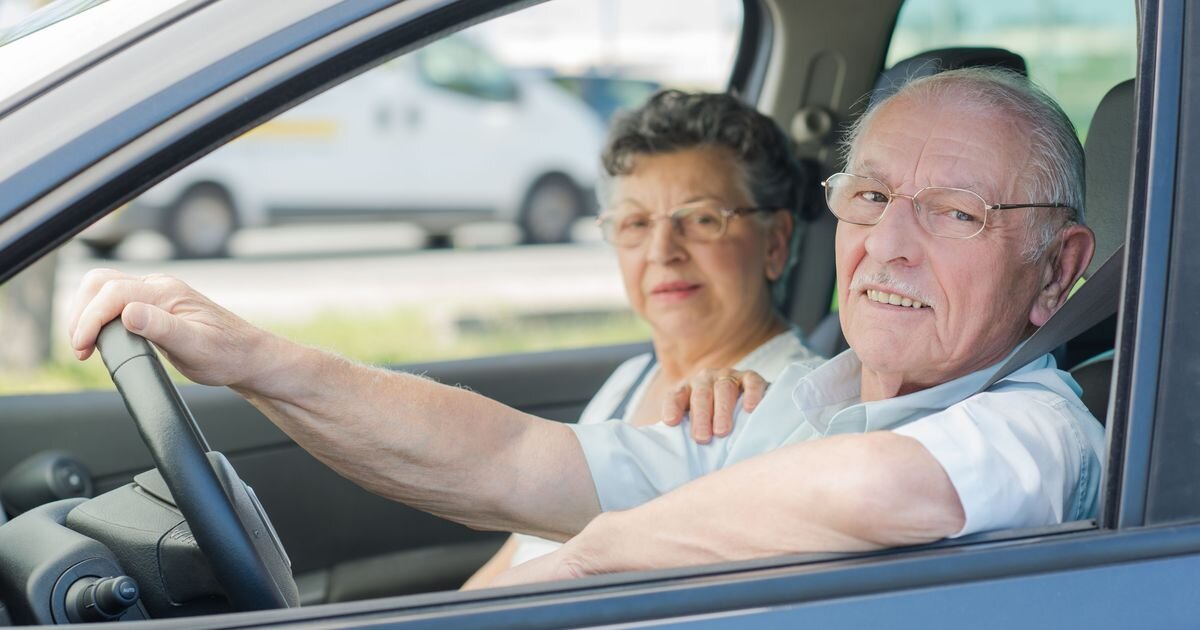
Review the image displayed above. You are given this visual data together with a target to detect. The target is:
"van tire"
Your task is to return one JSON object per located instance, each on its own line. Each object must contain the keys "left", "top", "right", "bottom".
{"left": 167, "top": 187, "right": 237, "bottom": 258}
{"left": 519, "top": 175, "right": 584, "bottom": 244}
{"left": 83, "top": 240, "right": 120, "bottom": 259}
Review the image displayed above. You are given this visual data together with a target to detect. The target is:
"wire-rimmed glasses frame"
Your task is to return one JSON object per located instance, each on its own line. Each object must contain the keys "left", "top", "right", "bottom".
{"left": 821, "top": 172, "right": 1075, "bottom": 239}
{"left": 595, "top": 205, "right": 779, "bottom": 247}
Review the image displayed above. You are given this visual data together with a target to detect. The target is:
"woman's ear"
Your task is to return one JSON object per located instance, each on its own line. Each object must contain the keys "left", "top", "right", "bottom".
{"left": 765, "top": 211, "right": 794, "bottom": 281}
{"left": 1029, "top": 223, "right": 1095, "bottom": 327}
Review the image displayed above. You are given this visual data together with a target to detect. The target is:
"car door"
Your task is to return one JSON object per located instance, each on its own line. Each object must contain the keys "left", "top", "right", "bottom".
{"left": 0, "top": 0, "right": 745, "bottom": 605}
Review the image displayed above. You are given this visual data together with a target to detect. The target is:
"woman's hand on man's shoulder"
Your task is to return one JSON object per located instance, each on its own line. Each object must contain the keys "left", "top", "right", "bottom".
{"left": 662, "top": 369, "right": 768, "bottom": 444}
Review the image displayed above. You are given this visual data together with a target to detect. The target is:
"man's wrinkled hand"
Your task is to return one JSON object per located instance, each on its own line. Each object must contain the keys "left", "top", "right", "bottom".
{"left": 662, "top": 368, "right": 768, "bottom": 443}
{"left": 67, "top": 269, "right": 272, "bottom": 388}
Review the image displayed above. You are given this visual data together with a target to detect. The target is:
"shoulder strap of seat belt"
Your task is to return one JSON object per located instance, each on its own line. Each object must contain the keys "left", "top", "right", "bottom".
{"left": 975, "top": 244, "right": 1124, "bottom": 394}
{"left": 609, "top": 351, "right": 657, "bottom": 421}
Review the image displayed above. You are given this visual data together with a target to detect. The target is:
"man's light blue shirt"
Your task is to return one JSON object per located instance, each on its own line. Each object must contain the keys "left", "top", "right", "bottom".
{"left": 569, "top": 350, "right": 1105, "bottom": 537}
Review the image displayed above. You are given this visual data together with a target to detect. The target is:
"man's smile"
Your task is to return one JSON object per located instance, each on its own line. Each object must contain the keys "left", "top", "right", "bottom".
{"left": 865, "top": 288, "right": 931, "bottom": 309}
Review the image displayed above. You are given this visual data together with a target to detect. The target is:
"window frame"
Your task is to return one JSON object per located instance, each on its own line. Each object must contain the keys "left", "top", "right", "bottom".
{"left": 1143, "top": 0, "right": 1200, "bottom": 526}
{"left": 1100, "top": 0, "right": 1179, "bottom": 530}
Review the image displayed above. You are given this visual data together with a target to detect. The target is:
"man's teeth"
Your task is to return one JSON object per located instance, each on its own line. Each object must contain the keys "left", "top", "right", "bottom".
{"left": 866, "top": 289, "right": 927, "bottom": 309}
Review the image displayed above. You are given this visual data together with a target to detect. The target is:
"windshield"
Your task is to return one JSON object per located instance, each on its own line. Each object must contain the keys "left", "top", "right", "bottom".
{"left": 0, "top": 0, "right": 190, "bottom": 105}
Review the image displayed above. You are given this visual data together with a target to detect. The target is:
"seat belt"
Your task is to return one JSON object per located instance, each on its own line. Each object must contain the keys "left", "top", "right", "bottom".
{"left": 609, "top": 352, "right": 657, "bottom": 421}
{"left": 976, "top": 244, "right": 1124, "bottom": 394}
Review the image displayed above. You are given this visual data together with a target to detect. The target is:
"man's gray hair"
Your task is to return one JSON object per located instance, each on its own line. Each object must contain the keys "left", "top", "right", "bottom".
{"left": 841, "top": 67, "right": 1085, "bottom": 262}
{"left": 598, "top": 90, "right": 805, "bottom": 308}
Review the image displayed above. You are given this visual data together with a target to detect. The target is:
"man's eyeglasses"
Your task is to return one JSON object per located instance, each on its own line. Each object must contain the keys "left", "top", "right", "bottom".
{"left": 596, "top": 205, "right": 777, "bottom": 247}
{"left": 822, "top": 172, "right": 1075, "bottom": 239}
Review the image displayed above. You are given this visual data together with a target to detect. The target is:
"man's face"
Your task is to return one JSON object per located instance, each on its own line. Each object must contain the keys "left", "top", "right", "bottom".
{"left": 836, "top": 96, "right": 1050, "bottom": 396}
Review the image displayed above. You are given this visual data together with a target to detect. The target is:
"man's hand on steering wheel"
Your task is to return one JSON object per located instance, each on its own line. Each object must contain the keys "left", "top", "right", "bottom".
{"left": 68, "top": 269, "right": 278, "bottom": 389}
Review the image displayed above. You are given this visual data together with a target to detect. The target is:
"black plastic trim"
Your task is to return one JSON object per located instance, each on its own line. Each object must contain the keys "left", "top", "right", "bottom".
{"left": 727, "top": 0, "right": 772, "bottom": 102}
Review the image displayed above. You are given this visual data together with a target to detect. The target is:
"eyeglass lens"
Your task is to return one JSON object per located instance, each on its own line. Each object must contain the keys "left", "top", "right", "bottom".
{"left": 603, "top": 206, "right": 728, "bottom": 246}
{"left": 824, "top": 173, "right": 988, "bottom": 238}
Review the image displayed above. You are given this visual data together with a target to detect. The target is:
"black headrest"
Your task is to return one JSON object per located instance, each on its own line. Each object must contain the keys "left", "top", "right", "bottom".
{"left": 872, "top": 47, "right": 1028, "bottom": 104}
{"left": 1083, "top": 79, "right": 1134, "bottom": 277}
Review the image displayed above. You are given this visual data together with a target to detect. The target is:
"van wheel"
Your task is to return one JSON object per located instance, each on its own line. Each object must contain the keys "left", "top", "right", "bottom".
{"left": 426, "top": 233, "right": 453, "bottom": 249}
{"left": 167, "top": 188, "right": 236, "bottom": 258}
{"left": 519, "top": 175, "right": 584, "bottom": 244}
{"left": 83, "top": 240, "right": 120, "bottom": 259}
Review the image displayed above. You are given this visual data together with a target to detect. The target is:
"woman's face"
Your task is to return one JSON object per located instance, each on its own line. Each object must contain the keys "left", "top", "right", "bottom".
{"left": 609, "top": 146, "right": 792, "bottom": 348}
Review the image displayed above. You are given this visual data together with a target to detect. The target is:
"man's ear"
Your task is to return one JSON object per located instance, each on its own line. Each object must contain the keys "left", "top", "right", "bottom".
{"left": 765, "top": 211, "right": 795, "bottom": 281}
{"left": 1030, "top": 223, "right": 1096, "bottom": 327}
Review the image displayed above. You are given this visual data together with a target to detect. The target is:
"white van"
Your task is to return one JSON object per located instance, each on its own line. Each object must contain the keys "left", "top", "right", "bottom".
{"left": 81, "top": 35, "right": 606, "bottom": 257}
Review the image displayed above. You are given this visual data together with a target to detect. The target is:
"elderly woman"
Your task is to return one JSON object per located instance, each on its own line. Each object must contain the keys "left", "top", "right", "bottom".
{"left": 463, "top": 90, "right": 821, "bottom": 588}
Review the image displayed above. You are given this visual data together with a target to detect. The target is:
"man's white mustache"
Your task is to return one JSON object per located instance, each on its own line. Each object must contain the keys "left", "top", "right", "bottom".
{"left": 849, "top": 271, "right": 935, "bottom": 309}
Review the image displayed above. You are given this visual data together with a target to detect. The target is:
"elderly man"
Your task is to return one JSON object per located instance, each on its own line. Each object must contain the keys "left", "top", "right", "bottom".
{"left": 68, "top": 67, "right": 1101, "bottom": 585}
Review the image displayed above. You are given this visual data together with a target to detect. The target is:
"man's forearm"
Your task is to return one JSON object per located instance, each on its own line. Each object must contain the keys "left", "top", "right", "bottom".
{"left": 63, "top": 270, "right": 598, "bottom": 537}
{"left": 230, "top": 333, "right": 600, "bottom": 539}
{"left": 553, "top": 432, "right": 965, "bottom": 576}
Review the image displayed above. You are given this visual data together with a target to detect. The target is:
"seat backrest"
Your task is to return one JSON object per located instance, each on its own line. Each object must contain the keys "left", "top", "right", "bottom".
{"left": 1068, "top": 79, "right": 1135, "bottom": 422}
{"left": 1071, "top": 350, "right": 1116, "bottom": 424}
{"left": 797, "top": 47, "right": 1028, "bottom": 358}
{"left": 1082, "top": 80, "right": 1135, "bottom": 278}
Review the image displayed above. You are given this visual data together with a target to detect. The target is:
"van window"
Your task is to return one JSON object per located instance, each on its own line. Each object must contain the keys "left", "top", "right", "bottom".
{"left": 888, "top": 0, "right": 1137, "bottom": 140}
{"left": 416, "top": 36, "right": 519, "bottom": 102}
{"left": 2, "top": 0, "right": 744, "bottom": 394}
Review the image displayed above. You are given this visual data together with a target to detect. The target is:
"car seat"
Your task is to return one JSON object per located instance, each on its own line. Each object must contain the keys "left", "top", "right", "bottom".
{"left": 1067, "top": 79, "right": 1136, "bottom": 423}
{"left": 800, "top": 47, "right": 1029, "bottom": 358}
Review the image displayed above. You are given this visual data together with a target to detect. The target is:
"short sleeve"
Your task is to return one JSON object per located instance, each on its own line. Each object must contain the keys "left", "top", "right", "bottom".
{"left": 567, "top": 420, "right": 732, "bottom": 512}
{"left": 892, "top": 387, "right": 1102, "bottom": 537}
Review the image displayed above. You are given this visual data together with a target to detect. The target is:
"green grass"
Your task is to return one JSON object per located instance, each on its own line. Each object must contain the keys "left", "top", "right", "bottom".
{"left": 262, "top": 307, "right": 653, "bottom": 368}
{"left": 0, "top": 307, "right": 652, "bottom": 396}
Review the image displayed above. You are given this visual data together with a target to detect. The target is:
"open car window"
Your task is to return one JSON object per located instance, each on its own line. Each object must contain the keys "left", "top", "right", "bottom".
{"left": 888, "top": 0, "right": 1137, "bottom": 138}
{"left": 1, "top": 0, "right": 744, "bottom": 396}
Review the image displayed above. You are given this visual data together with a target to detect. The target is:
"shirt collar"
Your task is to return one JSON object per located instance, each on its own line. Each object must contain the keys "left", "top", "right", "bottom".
{"left": 790, "top": 345, "right": 1060, "bottom": 436}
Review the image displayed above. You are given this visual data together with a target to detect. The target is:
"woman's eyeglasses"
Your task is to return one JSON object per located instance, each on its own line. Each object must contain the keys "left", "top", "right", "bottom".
{"left": 596, "top": 205, "right": 777, "bottom": 247}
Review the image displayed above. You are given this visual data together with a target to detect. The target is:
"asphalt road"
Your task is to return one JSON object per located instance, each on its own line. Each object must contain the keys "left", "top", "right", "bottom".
{"left": 53, "top": 222, "right": 628, "bottom": 332}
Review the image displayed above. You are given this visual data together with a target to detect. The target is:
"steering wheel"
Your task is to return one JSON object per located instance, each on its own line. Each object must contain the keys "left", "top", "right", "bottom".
{"left": 95, "top": 319, "right": 297, "bottom": 611}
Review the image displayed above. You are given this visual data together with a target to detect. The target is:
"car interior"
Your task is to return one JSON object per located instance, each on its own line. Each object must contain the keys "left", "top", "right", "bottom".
{"left": 0, "top": 0, "right": 1142, "bottom": 623}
